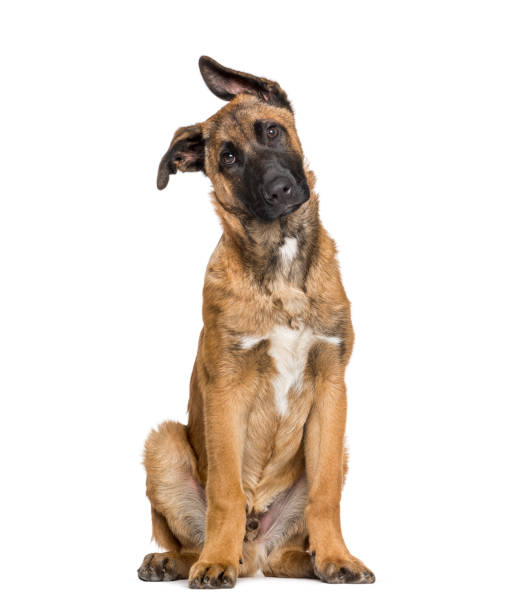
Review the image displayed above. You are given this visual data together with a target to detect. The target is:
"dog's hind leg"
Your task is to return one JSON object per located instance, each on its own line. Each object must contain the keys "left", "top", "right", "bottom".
{"left": 263, "top": 543, "right": 315, "bottom": 579}
{"left": 138, "top": 509, "right": 199, "bottom": 581}
{"left": 138, "top": 421, "right": 205, "bottom": 582}
{"left": 256, "top": 476, "right": 315, "bottom": 579}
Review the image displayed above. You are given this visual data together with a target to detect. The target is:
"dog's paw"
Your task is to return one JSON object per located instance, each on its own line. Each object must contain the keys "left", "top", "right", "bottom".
{"left": 188, "top": 560, "right": 237, "bottom": 589}
{"left": 137, "top": 552, "right": 183, "bottom": 582}
{"left": 311, "top": 551, "right": 375, "bottom": 584}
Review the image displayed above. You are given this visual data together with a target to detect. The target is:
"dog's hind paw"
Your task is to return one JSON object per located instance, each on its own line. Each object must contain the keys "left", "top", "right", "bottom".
{"left": 137, "top": 552, "right": 183, "bottom": 582}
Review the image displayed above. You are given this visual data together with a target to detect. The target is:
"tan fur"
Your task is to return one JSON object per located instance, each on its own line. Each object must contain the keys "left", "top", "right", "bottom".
{"left": 139, "top": 61, "right": 374, "bottom": 588}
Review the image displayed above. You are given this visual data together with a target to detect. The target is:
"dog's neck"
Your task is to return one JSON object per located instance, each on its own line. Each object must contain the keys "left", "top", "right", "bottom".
{"left": 212, "top": 191, "right": 321, "bottom": 290}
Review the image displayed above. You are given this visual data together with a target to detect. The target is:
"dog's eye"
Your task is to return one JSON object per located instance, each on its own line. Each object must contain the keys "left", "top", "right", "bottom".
{"left": 221, "top": 151, "right": 236, "bottom": 165}
{"left": 266, "top": 125, "right": 279, "bottom": 139}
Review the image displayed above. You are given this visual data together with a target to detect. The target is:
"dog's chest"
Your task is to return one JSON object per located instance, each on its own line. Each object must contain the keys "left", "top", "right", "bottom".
{"left": 266, "top": 325, "right": 316, "bottom": 416}
{"left": 240, "top": 324, "right": 340, "bottom": 511}
{"left": 241, "top": 324, "right": 339, "bottom": 416}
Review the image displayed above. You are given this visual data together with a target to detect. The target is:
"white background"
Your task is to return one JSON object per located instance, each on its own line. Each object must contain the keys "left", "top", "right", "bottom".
{"left": 1, "top": 1, "right": 515, "bottom": 610}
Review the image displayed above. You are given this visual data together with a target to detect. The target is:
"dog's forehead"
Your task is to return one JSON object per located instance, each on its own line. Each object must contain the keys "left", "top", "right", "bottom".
{"left": 203, "top": 96, "right": 295, "bottom": 151}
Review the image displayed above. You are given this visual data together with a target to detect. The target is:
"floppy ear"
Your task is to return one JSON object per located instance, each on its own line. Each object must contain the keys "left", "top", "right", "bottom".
{"left": 198, "top": 56, "right": 292, "bottom": 112}
{"left": 157, "top": 123, "right": 205, "bottom": 190}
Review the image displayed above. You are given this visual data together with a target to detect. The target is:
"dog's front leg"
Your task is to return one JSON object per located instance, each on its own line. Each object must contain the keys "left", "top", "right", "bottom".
{"left": 304, "top": 362, "right": 375, "bottom": 584}
{"left": 188, "top": 382, "right": 247, "bottom": 589}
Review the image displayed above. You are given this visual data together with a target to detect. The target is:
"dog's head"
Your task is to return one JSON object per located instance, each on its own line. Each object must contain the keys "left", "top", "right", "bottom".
{"left": 157, "top": 57, "right": 310, "bottom": 222}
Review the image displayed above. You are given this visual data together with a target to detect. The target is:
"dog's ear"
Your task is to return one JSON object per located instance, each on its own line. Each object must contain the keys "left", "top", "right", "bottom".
{"left": 199, "top": 56, "right": 292, "bottom": 112}
{"left": 157, "top": 123, "right": 205, "bottom": 190}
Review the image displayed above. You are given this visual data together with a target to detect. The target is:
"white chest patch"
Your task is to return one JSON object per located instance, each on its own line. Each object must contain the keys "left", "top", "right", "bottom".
{"left": 267, "top": 325, "right": 315, "bottom": 415}
{"left": 239, "top": 325, "right": 341, "bottom": 416}
{"left": 279, "top": 237, "right": 298, "bottom": 270}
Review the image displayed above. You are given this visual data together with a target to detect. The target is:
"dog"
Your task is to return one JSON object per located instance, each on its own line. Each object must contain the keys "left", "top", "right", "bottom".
{"left": 138, "top": 56, "right": 374, "bottom": 589}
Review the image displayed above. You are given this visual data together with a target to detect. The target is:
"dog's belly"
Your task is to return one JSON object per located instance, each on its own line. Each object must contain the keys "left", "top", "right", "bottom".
{"left": 240, "top": 324, "right": 340, "bottom": 513}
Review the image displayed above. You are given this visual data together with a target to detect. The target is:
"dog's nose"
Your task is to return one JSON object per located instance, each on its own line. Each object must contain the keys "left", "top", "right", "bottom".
{"left": 263, "top": 176, "right": 294, "bottom": 205}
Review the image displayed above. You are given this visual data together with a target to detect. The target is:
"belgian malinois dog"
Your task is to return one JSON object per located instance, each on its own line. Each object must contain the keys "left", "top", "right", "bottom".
{"left": 138, "top": 56, "right": 375, "bottom": 589}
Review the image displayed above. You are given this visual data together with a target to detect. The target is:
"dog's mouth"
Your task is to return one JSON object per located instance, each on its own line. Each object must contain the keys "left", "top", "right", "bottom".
{"left": 236, "top": 152, "right": 311, "bottom": 222}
